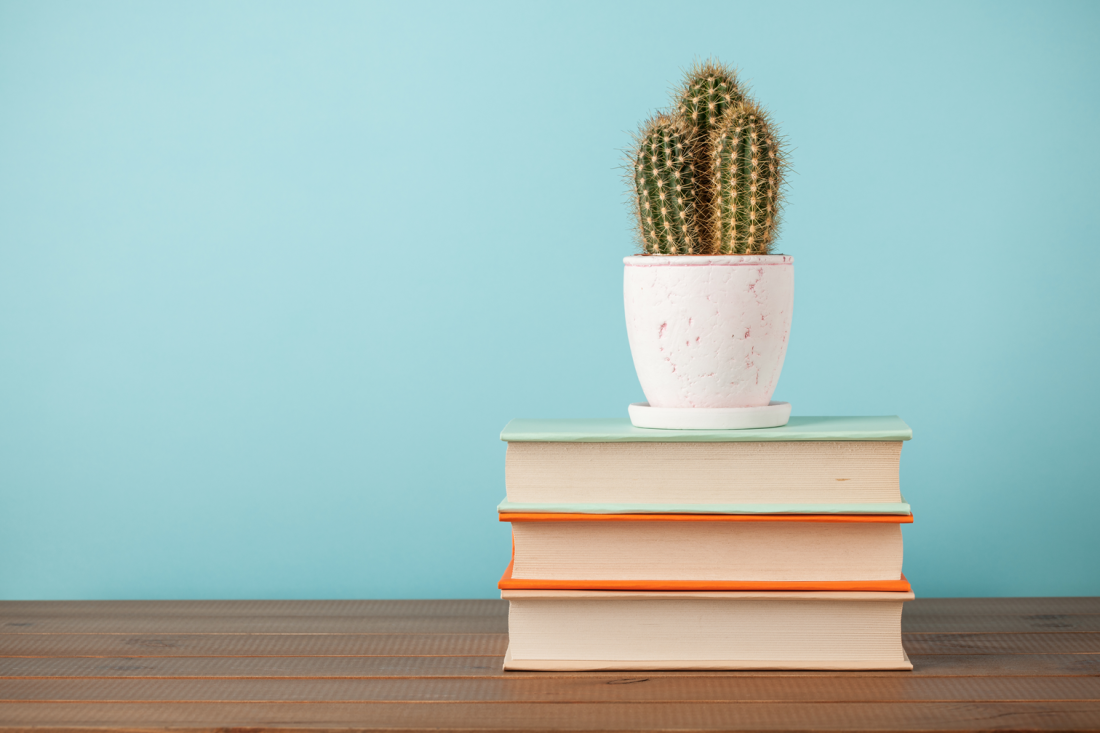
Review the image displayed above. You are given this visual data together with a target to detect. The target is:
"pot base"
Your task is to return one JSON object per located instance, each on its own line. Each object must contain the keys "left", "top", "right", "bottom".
{"left": 628, "top": 401, "right": 792, "bottom": 430}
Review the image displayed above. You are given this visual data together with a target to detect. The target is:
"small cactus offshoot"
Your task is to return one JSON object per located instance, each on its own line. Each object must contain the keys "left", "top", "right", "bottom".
{"left": 628, "top": 60, "right": 786, "bottom": 255}
{"left": 632, "top": 114, "right": 700, "bottom": 255}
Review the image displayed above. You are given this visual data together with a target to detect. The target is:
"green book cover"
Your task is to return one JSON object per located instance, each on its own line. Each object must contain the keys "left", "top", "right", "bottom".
{"left": 500, "top": 416, "right": 912, "bottom": 443}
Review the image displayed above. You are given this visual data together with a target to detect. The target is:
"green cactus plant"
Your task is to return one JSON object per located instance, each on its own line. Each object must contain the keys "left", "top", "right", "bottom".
{"left": 709, "top": 101, "right": 785, "bottom": 254}
{"left": 632, "top": 114, "right": 700, "bottom": 255}
{"left": 629, "top": 60, "right": 786, "bottom": 255}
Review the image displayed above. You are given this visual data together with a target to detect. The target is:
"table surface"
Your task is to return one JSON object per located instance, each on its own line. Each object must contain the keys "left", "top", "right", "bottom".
{"left": 1, "top": 598, "right": 1098, "bottom": 732}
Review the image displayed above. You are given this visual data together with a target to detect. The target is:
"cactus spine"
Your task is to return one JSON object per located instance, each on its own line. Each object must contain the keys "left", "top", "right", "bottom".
{"left": 710, "top": 101, "right": 784, "bottom": 254}
{"left": 633, "top": 114, "right": 700, "bottom": 254}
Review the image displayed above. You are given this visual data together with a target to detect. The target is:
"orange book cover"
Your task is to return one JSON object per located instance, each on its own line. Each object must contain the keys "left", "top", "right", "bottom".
{"left": 500, "top": 513, "right": 913, "bottom": 524}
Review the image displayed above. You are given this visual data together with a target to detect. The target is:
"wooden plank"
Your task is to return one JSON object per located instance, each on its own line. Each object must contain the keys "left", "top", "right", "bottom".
{"left": 7, "top": 611, "right": 1097, "bottom": 634}
{"left": 4, "top": 600, "right": 1097, "bottom": 636}
{"left": 1, "top": 701, "right": 1099, "bottom": 731}
{"left": 0, "top": 616, "right": 507, "bottom": 634}
{"left": 2, "top": 676, "right": 1100, "bottom": 702}
{"left": 0, "top": 601, "right": 507, "bottom": 635}
{"left": 902, "top": 597, "right": 1100, "bottom": 616}
{"left": 0, "top": 634, "right": 507, "bottom": 658}
{"left": 5, "top": 599, "right": 1098, "bottom": 634}
{"left": 4, "top": 632, "right": 1095, "bottom": 658}
{"left": 903, "top": 633, "right": 1100, "bottom": 655}
{"left": 1, "top": 596, "right": 1091, "bottom": 618}
{"left": 0, "top": 600, "right": 507, "bottom": 619}
{"left": 0, "top": 610, "right": 506, "bottom": 635}
{"left": 0, "top": 656, "right": 507, "bottom": 678}
{"left": 907, "top": 653, "right": 1100, "bottom": 676}
{"left": 903, "top": 614, "right": 1100, "bottom": 632}
{"left": 2, "top": 654, "right": 1099, "bottom": 679}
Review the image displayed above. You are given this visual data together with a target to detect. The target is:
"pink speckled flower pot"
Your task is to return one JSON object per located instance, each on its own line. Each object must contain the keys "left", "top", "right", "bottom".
{"left": 623, "top": 254, "right": 794, "bottom": 409}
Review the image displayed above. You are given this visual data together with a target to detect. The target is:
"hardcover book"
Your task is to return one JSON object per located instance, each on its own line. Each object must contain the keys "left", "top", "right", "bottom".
{"left": 499, "top": 512, "right": 911, "bottom": 589}
{"left": 503, "top": 588, "right": 914, "bottom": 671}
{"left": 501, "top": 416, "right": 912, "bottom": 514}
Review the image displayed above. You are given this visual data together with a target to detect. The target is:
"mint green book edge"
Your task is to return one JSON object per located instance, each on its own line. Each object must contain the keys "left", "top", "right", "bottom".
{"left": 500, "top": 416, "right": 912, "bottom": 442}
{"left": 497, "top": 498, "right": 912, "bottom": 516}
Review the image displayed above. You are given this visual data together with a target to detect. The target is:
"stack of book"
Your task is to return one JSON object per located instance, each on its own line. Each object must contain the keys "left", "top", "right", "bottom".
{"left": 497, "top": 416, "right": 915, "bottom": 671}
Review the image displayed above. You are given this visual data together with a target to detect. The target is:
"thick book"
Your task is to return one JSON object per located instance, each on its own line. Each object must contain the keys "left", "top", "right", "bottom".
{"left": 501, "top": 416, "right": 911, "bottom": 514}
{"left": 498, "top": 513, "right": 911, "bottom": 590}
{"left": 503, "top": 588, "right": 914, "bottom": 671}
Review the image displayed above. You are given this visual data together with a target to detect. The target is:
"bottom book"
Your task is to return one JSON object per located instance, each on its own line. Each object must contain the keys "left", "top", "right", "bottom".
{"left": 503, "top": 588, "right": 914, "bottom": 671}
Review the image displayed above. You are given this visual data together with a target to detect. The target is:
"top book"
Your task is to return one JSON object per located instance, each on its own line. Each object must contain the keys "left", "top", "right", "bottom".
{"left": 500, "top": 417, "right": 912, "bottom": 515}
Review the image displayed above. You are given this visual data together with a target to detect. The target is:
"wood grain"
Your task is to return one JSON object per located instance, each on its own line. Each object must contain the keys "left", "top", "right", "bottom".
{"left": 0, "top": 633, "right": 508, "bottom": 657}
{"left": 4, "top": 599, "right": 1097, "bottom": 634}
{"left": 901, "top": 597, "right": 1100, "bottom": 615}
{"left": 4, "top": 632, "right": 1096, "bottom": 657}
{"left": 0, "top": 602, "right": 507, "bottom": 635}
{"left": 2, "top": 653, "right": 1097, "bottom": 679}
{"left": 3, "top": 676, "right": 1100, "bottom": 702}
{"left": 0, "top": 599, "right": 507, "bottom": 619}
{"left": 903, "top": 633, "right": 1100, "bottom": 655}
{"left": 1, "top": 598, "right": 1098, "bottom": 732}
{"left": 3, "top": 614, "right": 1096, "bottom": 634}
{"left": 1, "top": 701, "right": 1099, "bottom": 731}
{"left": 902, "top": 614, "right": 1100, "bottom": 632}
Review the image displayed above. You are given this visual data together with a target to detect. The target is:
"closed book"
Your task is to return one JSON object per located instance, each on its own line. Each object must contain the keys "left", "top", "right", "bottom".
{"left": 501, "top": 416, "right": 912, "bottom": 514}
{"left": 503, "top": 588, "right": 914, "bottom": 671}
{"left": 499, "top": 513, "right": 911, "bottom": 590}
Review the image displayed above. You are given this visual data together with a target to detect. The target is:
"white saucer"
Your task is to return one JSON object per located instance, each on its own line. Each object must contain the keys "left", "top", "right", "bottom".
{"left": 628, "top": 401, "right": 792, "bottom": 430}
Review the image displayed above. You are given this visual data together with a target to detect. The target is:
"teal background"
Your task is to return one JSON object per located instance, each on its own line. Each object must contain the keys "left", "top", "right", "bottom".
{"left": 2, "top": 0, "right": 1098, "bottom": 600}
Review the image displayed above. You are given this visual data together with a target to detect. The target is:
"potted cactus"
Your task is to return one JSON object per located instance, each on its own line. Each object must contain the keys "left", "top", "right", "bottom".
{"left": 625, "top": 61, "right": 793, "bottom": 430}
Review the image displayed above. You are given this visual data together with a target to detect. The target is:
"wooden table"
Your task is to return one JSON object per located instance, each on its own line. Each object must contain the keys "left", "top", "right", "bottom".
{"left": 1, "top": 598, "right": 1098, "bottom": 731}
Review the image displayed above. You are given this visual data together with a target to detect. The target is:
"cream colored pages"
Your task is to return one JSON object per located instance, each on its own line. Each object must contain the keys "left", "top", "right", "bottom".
{"left": 504, "top": 593, "right": 911, "bottom": 671}
{"left": 505, "top": 441, "right": 902, "bottom": 504}
{"left": 510, "top": 521, "right": 903, "bottom": 581}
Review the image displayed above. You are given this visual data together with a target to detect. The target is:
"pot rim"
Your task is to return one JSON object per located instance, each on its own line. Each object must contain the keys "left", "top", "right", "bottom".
{"left": 624, "top": 254, "right": 792, "bottom": 267}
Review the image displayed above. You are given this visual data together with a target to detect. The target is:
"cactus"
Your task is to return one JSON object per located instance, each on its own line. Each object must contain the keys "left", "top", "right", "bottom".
{"left": 709, "top": 101, "right": 785, "bottom": 254}
{"left": 628, "top": 61, "right": 786, "bottom": 255}
{"left": 632, "top": 114, "right": 701, "bottom": 254}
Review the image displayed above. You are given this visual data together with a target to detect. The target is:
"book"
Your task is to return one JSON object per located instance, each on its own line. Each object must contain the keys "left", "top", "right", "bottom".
{"left": 499, "top": 513, "right": 911, "bottom": 588}
{"left": 501, "top": 416, "right": 911, "bottom": 513}
{"left": 498, "top": 559, "right": 911, "bottom": 593}
{"left": 503, "top": 588, "right": 914, "bottom": 671}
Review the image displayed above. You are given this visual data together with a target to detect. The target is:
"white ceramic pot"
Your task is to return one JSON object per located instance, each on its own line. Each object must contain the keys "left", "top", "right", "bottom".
{"left": 623, "top": 254, "right": 794, "bottom": 409}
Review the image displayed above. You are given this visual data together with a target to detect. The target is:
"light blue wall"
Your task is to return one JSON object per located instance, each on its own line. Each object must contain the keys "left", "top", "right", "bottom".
{"left": 2, "top": 0, "right": 1098, "bottom": 600}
